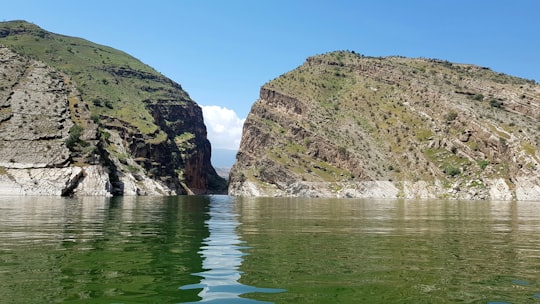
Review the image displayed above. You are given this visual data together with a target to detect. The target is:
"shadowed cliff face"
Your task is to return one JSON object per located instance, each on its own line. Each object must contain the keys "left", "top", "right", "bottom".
{"left": 0, "top": 21, "right": 226, "bottom": 196}
{"left": 146, "top": 102, "right": 222, "bottom": 194}
{"left": 229, "top": 51, "right": 540, "bottom": 200}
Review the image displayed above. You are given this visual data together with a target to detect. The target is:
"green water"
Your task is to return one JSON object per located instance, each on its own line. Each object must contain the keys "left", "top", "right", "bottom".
{"left": 1, "top": 196, "right": 540, "bottom": 303}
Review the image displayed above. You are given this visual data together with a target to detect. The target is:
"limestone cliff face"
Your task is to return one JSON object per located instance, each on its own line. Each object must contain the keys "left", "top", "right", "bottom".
{"left": 0, "top": 45, "right": 104, "bottom": 195}
{"left": 229, "top": 51, "right": 540, "bottom": 200}
{"left": 0, "top": 21, "right": 226, "bottom": 196}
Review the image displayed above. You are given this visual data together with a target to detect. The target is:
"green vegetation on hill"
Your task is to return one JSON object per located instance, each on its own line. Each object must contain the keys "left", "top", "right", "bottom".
{"left": 267, "top": 51, "right": 538, "bottom": 181}
{"left": 231, "top": 50, "right": 540, "bottom": 198}
{"left": 0, "top": 20, "right": 190, "bottom": 135}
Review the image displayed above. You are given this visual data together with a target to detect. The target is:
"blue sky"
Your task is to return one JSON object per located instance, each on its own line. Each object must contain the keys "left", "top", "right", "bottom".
{"left": 2, "top": 0, "right": 539, "bottom": 155}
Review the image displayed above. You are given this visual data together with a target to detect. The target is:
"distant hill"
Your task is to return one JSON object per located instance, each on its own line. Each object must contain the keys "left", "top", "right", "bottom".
{"left": 211, "top": 148, "right": 237, "bottom": 168}
{"left": 210, "top": 148, "right": 237, "bottom": 179}
{"left": 0, "top": 20, "right": 226, "bottom": 195}
{"left": 229, "top": 51, "right": 540, "bottom": 200}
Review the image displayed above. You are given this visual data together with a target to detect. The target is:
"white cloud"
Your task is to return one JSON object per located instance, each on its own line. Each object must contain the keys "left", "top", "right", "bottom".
{"left": 202, "top": 105, "right": 245, "bottom": 150}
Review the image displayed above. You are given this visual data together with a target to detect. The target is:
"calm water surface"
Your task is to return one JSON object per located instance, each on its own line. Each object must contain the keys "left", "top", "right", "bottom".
{"left": 1, "top": 196, "right": 540, "bottom": 303}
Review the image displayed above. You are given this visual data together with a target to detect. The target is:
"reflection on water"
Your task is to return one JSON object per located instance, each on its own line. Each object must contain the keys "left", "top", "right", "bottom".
{"left": 237, "top": 198, "right": 540, "bottom": 303}
{"left": 0, "top": 195, "right": 209, "bottom": 303}
{"left": 180, "top": 195, "right": 285, "bottom": 303}
{"left": 2, "top": 196, "right": 540, "bottom": 303}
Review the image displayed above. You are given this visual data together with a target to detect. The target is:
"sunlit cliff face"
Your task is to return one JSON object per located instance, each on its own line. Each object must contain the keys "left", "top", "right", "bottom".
{"left": 229, "top": 51, "right": 540, "bottom": 200}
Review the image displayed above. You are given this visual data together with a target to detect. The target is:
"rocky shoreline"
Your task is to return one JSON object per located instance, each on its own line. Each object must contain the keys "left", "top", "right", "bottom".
{"left": 229, "top": 178, "right": 540, "bottom": 201}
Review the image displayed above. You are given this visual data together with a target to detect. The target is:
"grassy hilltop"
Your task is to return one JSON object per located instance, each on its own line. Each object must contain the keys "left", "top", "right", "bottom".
{"left": 0, "top": 20, "right": 185, "bottom": 134}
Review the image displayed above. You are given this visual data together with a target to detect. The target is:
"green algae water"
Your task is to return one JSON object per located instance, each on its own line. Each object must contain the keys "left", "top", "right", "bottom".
{"left": 1, "top": 196, "right": 540, "bottom": 303}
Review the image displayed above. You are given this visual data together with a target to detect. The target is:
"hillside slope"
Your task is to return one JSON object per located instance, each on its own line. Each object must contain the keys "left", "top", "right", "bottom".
{"left": 229, "top": 51, "right": 540, "bottom": 200}
{"left": 0, "top": 20, "right": 226, "bottom": 195}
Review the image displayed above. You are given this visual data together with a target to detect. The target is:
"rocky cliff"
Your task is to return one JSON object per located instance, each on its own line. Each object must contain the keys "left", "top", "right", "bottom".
{"left": 229, "top": 51, "right": 540, "bottom": 200}
{"left": 0, "top": 20, "right": 226, "bottom": 196}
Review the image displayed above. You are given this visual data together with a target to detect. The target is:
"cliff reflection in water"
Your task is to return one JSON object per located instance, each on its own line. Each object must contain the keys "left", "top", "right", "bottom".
{"left": 180, "top": 195, "right": 285, "bottom": 303}
{"left": 0, "top": 196, "right": 209, "bottom": 303}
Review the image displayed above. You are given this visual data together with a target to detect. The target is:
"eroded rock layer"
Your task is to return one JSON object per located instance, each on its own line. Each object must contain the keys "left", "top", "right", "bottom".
{"left": 230, "top": 51, "right": 540, "bottom": 200}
